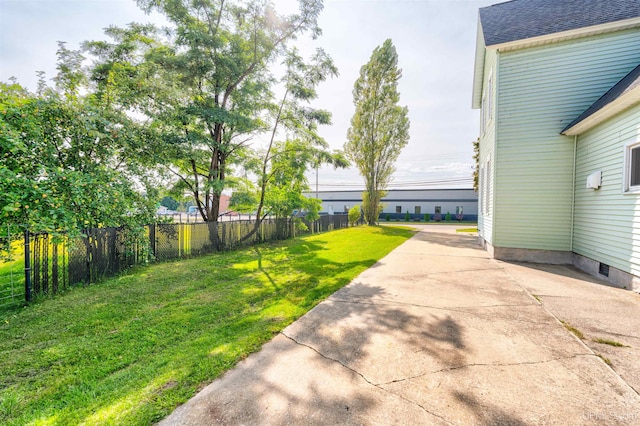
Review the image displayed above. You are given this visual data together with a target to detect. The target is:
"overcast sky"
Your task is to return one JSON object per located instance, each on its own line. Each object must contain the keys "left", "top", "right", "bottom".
{"left": 0, "top": 0, "right": 496, "bottom": 191}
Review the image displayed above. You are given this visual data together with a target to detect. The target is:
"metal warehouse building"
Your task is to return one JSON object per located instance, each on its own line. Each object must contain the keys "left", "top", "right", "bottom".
{"left": 306, "top": 188, "right": 478, "bottom": 221}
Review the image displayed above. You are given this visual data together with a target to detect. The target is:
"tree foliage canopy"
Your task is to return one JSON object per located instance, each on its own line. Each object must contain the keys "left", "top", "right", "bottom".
{"left": 231, "top": 47, "right": 347, "bottom": 232}
{"left": 345, "top": 39, "right": 410, "bottom": 225}
{"left": 0, "top": 43, "right": 158, "bottom": 236}
{"left": 86, "top": 0, "right": 326, "bottom": 222}
{"left": 1, "top": 0, "right": 343, "bottom": 243}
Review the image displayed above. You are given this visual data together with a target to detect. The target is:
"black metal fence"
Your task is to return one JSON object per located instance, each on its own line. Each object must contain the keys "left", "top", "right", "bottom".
{"left": 0, "top": 215, "right": 350, "bottom": 307}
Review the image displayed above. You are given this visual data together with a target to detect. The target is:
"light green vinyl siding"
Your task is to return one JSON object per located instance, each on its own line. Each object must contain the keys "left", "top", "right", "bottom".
{"left": 495, "top": 29, "right": 640, "bottom": 250}
{"left": 478, "top": 49, "right": 497, "bottom": 244}
{"left": 573, "top": 103, "right": 640, "bottom": 277}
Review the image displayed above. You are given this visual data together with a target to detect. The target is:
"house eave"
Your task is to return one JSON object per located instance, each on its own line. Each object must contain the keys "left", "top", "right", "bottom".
{"left": 471, "top": 16, "right": 485, "bottom": 110}
{"left": 562, "top": 86, "right": 640, "bottom": 136}
{"left": 488, "top": 16, "right": 640, "bottom": 53}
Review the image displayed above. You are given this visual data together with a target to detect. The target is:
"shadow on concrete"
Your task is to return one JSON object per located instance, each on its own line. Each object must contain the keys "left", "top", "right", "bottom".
{"left": 502, "top": 261, "right": 607, "bottom": 287}
{"left": 413, "top": 231, "right": 484, "bottom": 250}
{"left": 453, "top": 391, "right": 527, "bottom": 425}
{"left": 289, "top": 284, "right": 471, "bottom": 377}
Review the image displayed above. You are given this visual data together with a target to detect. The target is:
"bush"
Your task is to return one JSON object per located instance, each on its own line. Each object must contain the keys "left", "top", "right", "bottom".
{"left": 404, "top": 211, "right": 410, "bottom": 221}
{"left": 424, "top": 213, "right": 429, "bottom": 222}
{"left": 348, "top": 205, "right": 361, "bottom": 226}
{"left": 385, "top": 213, "right": 391, "bottom": 222}
{"left": 445, "top": 212, "right": 451, "bottom": 222}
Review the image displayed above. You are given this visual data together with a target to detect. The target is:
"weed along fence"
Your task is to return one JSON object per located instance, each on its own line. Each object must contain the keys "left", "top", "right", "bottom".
{"left": 0, "top": 215, "right": 349, "bottom": 307}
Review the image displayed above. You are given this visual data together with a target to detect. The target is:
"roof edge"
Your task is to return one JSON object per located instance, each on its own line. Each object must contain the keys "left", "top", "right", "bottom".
{"left": 471, "top": 15, "right": 485, "bottom": 109}
{"left": 562, "top": 85, "right": 640, "bottom": 135}
{"left": 486, "top": 16, "right": 640, "bottom": 52}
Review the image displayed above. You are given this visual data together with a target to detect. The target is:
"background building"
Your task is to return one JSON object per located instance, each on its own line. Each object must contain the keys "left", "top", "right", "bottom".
{"left": 306, "top": 189, "right": 478, "bottom": 221}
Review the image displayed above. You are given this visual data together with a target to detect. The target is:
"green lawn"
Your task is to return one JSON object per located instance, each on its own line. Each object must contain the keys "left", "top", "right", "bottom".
{"left": 0, "top": 226, "right": 414, "bottom": 425}
{"left": 0, "top": 240, "right": 25, "bottom": 308}
{"left": 455, "top": 228, "right": 478, "bottom": 233}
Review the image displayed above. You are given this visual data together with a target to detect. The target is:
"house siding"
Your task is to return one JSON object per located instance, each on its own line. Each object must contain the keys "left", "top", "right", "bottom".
{"left": 494, "top": 29, "right": 640, "bottom": 251}
{"left": 478, "top": 49, "right": 497, "bottom": 244}
{"left": 573, "top": 103, "right": 640, "bottom": 277}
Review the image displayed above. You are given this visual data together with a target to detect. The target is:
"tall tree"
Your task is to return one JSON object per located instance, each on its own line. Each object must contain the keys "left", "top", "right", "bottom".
{"left": 231, "top": 48, "right": 347, "bottom": 239}
{"left": 345, "top": 39, "right": 410, "bottom": 225}
{"left": 85, "top": 0, "right": 324, "bottom": 223}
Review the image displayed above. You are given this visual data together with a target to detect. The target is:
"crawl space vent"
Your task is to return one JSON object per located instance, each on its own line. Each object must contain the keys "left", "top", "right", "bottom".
{"left": 598, "top": 262, "right": 610, "bottom": 277}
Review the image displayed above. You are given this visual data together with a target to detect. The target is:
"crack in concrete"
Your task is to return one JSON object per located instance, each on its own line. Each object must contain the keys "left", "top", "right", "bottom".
{"left": 280, "top": 331, "right": 453, "bottom": 425}
{"left": 500, "top": 265, "right": 640, "bottom": 398}
{"left": 424, "top": 266, "right": 504, "bottom": 274}
{"left": 378, "top": 353, "right": 596, "bottom": 386}
{"left": 328, "top": 296, "right": 561, "bottom": 330}
{"left": 392, "top": 253, "right": 494, "bottom": 260}
{"left": 353, "top": 267, "right": 502, "bottom": 282}
{"left": 328, "top": 297, "right": 535, "bottom": 313}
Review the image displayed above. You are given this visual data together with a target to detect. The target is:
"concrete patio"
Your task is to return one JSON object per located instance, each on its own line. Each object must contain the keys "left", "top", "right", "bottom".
{"left": 159, "top": 224, "right": 640, "bottom": 425}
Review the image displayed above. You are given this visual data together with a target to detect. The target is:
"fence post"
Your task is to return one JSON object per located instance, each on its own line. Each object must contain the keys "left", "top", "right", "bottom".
{"left": 149, "top": 224, "right": 156, "bottom": 258}
{"left": 24, "top": 229, "right": 32, "bottom": 302}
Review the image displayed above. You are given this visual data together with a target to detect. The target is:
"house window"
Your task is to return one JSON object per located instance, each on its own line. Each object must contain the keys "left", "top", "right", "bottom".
{"left": 624, "top": 140, "right": 640, "bottom": 193}
{"left": 396, "top": 206, "right": 402, "bottom": 213}
{"left": 456, "top": 206, "right": 463, "bottom": 215}
{"left": 481, "top": 69, "right": 493, "bottom": 133}
{"left": 435, "top": 206, "right": 441, "bottom": 214}
{"left": 483, "top": 159, "right": 490, "bottom": 214}
{"left": 414, "top": 206, "right": 421, "bottom": 214}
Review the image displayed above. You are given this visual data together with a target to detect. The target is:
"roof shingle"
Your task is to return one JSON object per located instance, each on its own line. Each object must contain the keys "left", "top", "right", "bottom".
{"left": 480, "top": 0, "right": 640, "bottom": 46}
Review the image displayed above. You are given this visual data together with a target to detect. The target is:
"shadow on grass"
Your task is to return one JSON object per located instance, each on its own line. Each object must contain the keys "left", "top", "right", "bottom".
{"left": 0, "top": 226, "right": 415, "bottom": 425}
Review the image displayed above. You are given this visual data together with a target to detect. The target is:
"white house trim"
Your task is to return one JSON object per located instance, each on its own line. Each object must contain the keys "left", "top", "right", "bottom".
{"left": 471, "top": 18, "right": 486, "bottom": 109}
{"left": 623, "top": 138, "right": 640, "bottom": 194}
{"left": 490, "top": 16, "right": 640, "bottom": 52}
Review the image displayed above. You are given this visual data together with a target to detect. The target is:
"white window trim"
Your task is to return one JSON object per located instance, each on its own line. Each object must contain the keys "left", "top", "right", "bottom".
{"left": 480, "top": 68, "right": 494, "bottom": 136}
{"left": 479, "top": 166, "right": 484, "bottom": 213}
{"left": 623, "top": 139, "right": 640, "bottom": 194}
{"left": 483, "top": 158, "right": 491, "bottom": 214}
{"left": 487, "top": 70, "right": 493, "bottom": 123}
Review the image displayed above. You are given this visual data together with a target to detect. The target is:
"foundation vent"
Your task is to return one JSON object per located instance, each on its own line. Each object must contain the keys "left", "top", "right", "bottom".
{"left": 598, "top": 262, "right": 610, "bottom": 277}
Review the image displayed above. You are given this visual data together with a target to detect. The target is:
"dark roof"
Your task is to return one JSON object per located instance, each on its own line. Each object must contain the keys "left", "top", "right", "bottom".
{"left": 480, "top": 0, "right": 640, "bottom": 46}
{"left": 562, "top": 63, "right": 640, "bottom": 133}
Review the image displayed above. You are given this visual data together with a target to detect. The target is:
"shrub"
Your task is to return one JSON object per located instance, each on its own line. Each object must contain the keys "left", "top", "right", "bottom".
{"left": 445, "top": 212, "right": 451, "bottom": 222}
{"left": 424, "top": 213, "right": 429, "bottom": 222}
{"left": 348, "top": 205, "right": 361, "bottom": 226}
{"left": 404, "top": 211, "right": 410, "bottom": 221}
{"left": 385, "top": 213, "right": 391, "bottom": 222}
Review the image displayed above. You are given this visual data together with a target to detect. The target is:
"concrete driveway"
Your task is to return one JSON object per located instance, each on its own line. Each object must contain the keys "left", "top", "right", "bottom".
{"left": 159, "top": 225, "right": 640, "bottom": 425}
